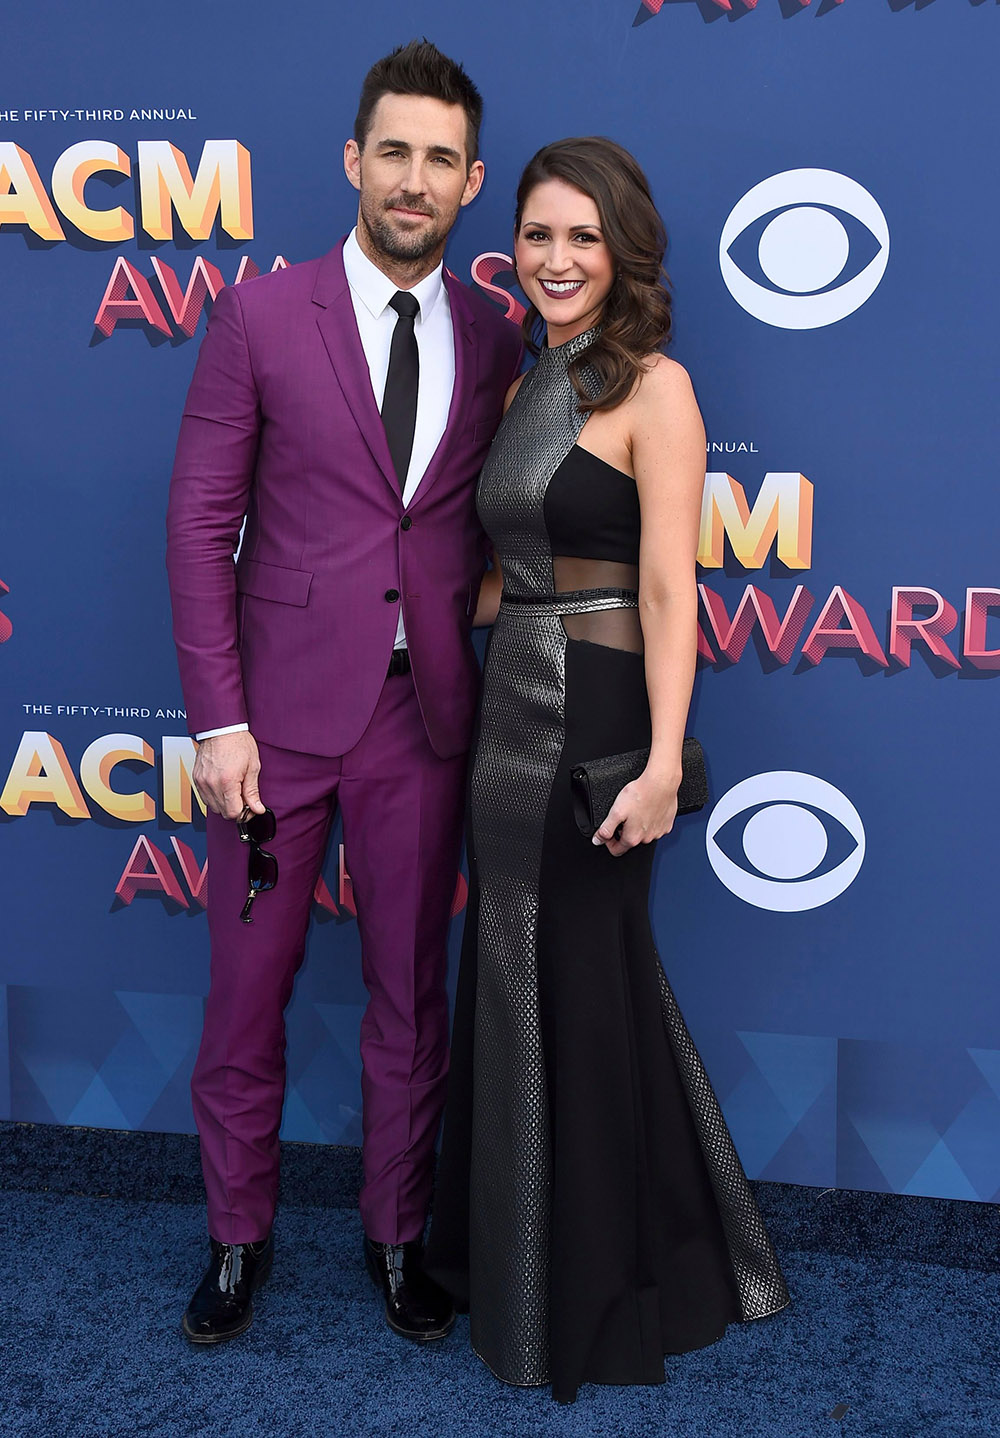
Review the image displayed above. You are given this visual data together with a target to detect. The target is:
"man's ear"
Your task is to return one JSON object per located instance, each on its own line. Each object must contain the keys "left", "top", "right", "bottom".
{"left": 344, "top": 138, "right": 362, "bottom": 193}
{"left": 460, "top": 159, "right": 486, "bottom": 209}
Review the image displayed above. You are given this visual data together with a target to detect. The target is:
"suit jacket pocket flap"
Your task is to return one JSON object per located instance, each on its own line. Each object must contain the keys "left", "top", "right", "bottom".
{"left": 237, "top": 559, "right": 313, "bottom": 607}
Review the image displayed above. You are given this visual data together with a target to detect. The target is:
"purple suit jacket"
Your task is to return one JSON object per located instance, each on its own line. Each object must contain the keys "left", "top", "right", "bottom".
{"left": 166, "top": 240, "right": 522, "bottom": 759}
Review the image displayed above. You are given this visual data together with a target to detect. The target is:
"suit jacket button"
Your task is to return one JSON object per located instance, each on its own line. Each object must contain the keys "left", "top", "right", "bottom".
{"left": 385, "top": 589, "right": 400, "bottom": 603}
{"left": 400, "top": 516, "right": 412, "bottom": 531}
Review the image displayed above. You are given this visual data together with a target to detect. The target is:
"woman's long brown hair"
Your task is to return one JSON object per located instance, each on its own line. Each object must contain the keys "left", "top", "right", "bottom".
{"left": 514, "top": 136, "right": 672, "bottom": 413}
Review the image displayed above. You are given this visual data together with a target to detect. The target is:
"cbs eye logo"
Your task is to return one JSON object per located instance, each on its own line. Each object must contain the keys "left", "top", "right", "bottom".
{"left": 720, "top": 169, "right": 890, "bottom": 330}
{"left": 706, "top": 771, "right": 865, "bottom": 912}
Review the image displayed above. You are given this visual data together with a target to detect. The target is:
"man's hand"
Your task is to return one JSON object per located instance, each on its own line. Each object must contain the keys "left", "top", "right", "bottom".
{"left": 193, "top": 732, "right": 265, "bottom": 820}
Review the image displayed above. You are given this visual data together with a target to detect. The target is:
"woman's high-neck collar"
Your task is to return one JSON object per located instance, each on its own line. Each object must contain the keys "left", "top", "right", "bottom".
{"left": 537, "top": 324, "right": 601, "bottom": 364}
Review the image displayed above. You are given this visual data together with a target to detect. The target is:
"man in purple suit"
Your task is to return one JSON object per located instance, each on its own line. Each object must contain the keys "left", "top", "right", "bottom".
{"left": 166, "top": 40, "right": 521, "bottom": 1345}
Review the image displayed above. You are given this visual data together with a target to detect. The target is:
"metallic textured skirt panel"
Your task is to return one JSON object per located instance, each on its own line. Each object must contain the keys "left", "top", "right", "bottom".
{"left": 468, "top": 601, "right": 562, "bottom": 1384}
{"left": 655, "top": 969, "right": 790, "bottom": 1321}
{"left": 467, "top": 331, "right": 598, "bottom": 1385}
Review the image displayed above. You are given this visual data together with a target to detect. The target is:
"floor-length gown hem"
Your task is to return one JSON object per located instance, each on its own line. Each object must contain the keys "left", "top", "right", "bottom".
{"left": 471, "top": 1347, "right": 549, "bottom": 1390}
{"left": 465, "top": 1293, "right": 791, "bottom": 1404}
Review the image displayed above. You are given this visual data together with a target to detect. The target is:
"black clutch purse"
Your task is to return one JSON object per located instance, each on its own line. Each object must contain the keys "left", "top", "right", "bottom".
{"left": 570, "top": 737, "right": 708, "bottom": 840}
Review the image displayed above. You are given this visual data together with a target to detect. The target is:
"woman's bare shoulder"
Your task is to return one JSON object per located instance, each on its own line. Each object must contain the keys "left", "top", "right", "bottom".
{"left": 636, "top": 353, "right": 696, "bottom": 403}
{"left": 628, "top": 354, "right": 704, "bottom": 463}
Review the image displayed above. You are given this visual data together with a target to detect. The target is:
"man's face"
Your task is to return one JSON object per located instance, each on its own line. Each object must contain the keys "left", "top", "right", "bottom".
{"left": 344, "top": 93, "right": 484, "bottom": 265}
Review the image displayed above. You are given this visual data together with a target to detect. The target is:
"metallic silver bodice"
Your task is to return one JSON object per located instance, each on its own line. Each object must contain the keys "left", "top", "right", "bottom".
{"left": 476, "top": 326, "right": 600, "bottom": 598}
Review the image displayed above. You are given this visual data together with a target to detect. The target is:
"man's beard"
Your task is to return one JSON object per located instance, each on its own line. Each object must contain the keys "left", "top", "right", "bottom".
{"left": 359, "top": 193, "right": 451, "bottom": 263}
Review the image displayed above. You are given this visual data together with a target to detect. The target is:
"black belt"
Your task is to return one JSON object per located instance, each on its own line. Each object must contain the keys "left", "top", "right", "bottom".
{"left": 387, "top": 647, "right": 411, "bottom": 677}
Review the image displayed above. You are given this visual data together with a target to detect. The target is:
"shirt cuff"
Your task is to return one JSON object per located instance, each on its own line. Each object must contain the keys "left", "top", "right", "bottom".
{"left": 194, "top": 723, "right": 250, "bottom": 741}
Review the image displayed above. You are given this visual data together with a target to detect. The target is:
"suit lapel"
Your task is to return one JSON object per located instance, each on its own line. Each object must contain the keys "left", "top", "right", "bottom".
{"left": 313, "top": 246, "right": 479, "bottom": 504}
{"left": 410, "top": 269, "right": 478, "bottom": 508}
{"left": 313, "top": 241, "right": 398, "bottom": 496}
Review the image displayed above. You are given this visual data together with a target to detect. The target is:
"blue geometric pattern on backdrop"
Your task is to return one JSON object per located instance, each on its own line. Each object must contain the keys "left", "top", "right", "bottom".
{"left": 8, "top": 987, "right": 203, "bottom": 1131}
{"left": 837, "top": 1041, "right": 1000, "bottom": 1203}
{"left": 10, "top": 983, "right": 1000, "bottom": 1203}
{"left": 280, "top": 999, "right": 366, "bottom": 1146}
{"left": 6, "top": 984, "right": 370, "bottom": 1146}
{"left": 3, "top": 2, "right": 999, "bottom": 1213}
{"left": 699, "top": 1030, "right": 837, "bottom": 1189}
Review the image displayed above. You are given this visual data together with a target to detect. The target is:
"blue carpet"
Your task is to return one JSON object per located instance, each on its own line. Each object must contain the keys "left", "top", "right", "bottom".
{"left": 2, "top": 1125, "right": 999, "bottom": 1437}
{"left": 3, "top": 1189, "right": 999, "bottom": 1438}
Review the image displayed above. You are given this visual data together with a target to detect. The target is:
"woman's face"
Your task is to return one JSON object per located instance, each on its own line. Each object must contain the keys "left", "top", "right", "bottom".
{"left": 514, "top": 178, "right": 615, "bottom": 344}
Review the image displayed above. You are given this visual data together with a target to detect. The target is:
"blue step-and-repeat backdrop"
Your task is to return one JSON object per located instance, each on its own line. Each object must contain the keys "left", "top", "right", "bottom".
{"left": 3, "top": 0, "right": 998, "bottom": 1203}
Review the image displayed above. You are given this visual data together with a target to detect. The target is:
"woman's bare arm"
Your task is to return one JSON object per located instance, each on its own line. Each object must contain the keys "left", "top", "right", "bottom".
{"left": 593, "top": 356, "right": 705, "bottom": 857}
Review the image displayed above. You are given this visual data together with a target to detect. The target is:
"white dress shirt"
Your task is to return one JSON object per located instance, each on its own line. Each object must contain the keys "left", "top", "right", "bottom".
{"left": 196, "top": 229, "right": 457, "bottom": 741}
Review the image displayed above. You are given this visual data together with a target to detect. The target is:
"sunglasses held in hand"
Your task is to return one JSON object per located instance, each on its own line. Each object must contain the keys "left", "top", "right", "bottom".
{"left": 238, "top": 806, "right": 278, "bottom": 923}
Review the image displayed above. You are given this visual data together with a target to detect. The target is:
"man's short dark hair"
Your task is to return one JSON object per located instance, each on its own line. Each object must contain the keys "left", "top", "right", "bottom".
{"left": 355, "top": 39, "right": 483, "bottom": 166}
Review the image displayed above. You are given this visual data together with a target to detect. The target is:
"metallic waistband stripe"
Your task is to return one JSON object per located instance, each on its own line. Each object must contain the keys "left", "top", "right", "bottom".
{"left": 500, "top": 587, "right": 639, "bottom": 619}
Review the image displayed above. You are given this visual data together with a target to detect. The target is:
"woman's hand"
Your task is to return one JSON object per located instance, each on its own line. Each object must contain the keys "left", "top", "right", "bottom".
{"left": 592, "top": 767, "right": 681, "bottom": 858}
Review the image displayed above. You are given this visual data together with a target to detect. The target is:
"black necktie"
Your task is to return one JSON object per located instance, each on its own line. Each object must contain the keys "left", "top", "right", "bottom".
{"left": 381, "top": 291, "right": 420, "bottom": 492}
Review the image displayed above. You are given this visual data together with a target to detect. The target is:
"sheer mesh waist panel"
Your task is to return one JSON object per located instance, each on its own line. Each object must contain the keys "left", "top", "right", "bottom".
{"left": 500, "top": 559, "right": 644, "bottom": 654}
{"left": 555, "top": 557, "right": 643, "bottom": 653}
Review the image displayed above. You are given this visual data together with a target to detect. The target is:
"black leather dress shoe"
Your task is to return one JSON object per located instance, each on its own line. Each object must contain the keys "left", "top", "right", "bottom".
{"left": 364, "top": 1236, "right": 455, "bottom": 1342}
{"left": 182, "top": 1236, "right": 273, "bottom": 1344}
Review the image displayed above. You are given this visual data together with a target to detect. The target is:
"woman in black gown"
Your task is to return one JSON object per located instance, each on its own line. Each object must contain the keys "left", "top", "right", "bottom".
{"left": 426, "top": 137, "right": 788, "bottom": 1404}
